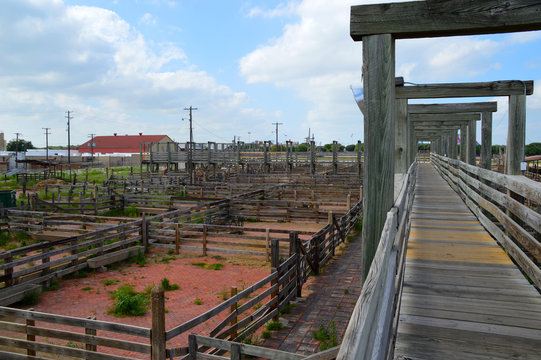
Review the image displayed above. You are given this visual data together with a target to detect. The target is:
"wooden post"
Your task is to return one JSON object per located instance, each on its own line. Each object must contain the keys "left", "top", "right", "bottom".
{"left": 85, "top": 316, "right": 97, "bottom": 352}
{"left": 141, "top": 213, "right": 148, "bottom": 252}
{"left": 332, "top": 140, "right": 338, "bottom": 175}
{"left": 202, "top": 224, "right": 207, "bottom": 256}
{"left": 449, "top": 129, "right": 458, "bottom": 160}
{"left": 270, "top": 238, "right": 280, "bottom": 321}
{"left": 328, "top": 211, "right": 333, "bottom": 225}
{"left": 26, "top": 308, "right": 36, "bottom": 357}
{"left": 357, "top": 140, "right": 363, "bottom": 176}
{"left": 481, "top": 111, "right": 493, "bottom": 169}
{"left": 361, "top": 33, "right": 395, "bottom": 282}
{"left": 460, "top": 124, "right": 467, "bottom": 162}
{"left": 395, "top": 98, "right": 408, "bottom": 173}
{"left": 175, "top": 223, "right": 180, "bottom": 255}
{"left": 347, "top": 193, "right": 351, "bottom": 210}
{"left": 467, "top": 119, "right": 476, "bottom": 165}
{"left": 289, "top": 231, "right": 302, "bottom": 297}
{"left": 507, "top": 94, "right": 526, "bottom": 175}
{"left": 265, "top": 228, "right": 270, "bottom": 262}
{"left": 151, "top": 286, "right": 166, "bottom": 360}
{"left": 230, "top": 286, "right": 238, "bottom": 340}
{"left": 188, "top": 334, "right": 198, "bottom": 360}
{"left": 231, "top": 343, "right": 241, "bottom": 360}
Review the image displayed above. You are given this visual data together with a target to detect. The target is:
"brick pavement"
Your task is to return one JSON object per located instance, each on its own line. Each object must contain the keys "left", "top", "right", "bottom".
{"left": 261, "top": 233, "right": 362, "bottom": 355}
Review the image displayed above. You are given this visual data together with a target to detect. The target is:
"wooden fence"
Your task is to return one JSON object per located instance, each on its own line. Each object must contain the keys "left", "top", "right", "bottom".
{"left": 0, "top": 218, "right": 142, "bottom": 305}
{"left": 432, "top": 153, "right": 541, "bottom": 288}
{"left": 0, "top": 306, "right": 151, "bottom": 360}
{"left": 338, "top": 161, "right": 417, "bottom": 360}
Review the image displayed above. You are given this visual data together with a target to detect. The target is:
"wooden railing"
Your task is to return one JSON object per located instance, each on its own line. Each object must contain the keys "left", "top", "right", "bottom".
{"left": 187, "top": 334, "right": 340, "bottom": 360}
{"left": 0, "top": 218, "right": 142, "bottom": 304}
{"left": 0, "top": 306, "right": 151, "bottom": 360}
{"left": 432, "top": 153, "right": 541, "bottom": 288}
{"left": 338, "top": 161, "right": 417, "bottom": 360}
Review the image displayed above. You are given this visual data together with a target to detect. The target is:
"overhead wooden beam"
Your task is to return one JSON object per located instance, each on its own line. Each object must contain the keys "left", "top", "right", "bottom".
{"left": 410, "top": 113, "right": 480, "bottom": 122}
{"left": 408, "top": 101, "right": 497, "bottom": 114}
{"left": 396, "top": 80, "right": 534, "bottom": 99}
{"left": 412, "top": 120, "right": 470, "bottom": 127}
{"left": 414, "top": 125, "right": 463, "bottom": 131}
{"left": 351, "top": 0, "right": 541, "bottom": 40}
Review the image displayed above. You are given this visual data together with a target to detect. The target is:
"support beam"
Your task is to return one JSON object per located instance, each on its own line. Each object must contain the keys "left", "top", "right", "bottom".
{"left": 460, "top": 125, "right": 467, "bottom": 162}
{"left": 506, "top": 94, "right": 526, "bottom": 175}
{"left": 397, "top": 80, "right": 533, "bottom": 99}
{"left": 408, "top": 101, "right": 497, "bottom": 114}
{"left": 395, "top": 99, "right": 408, "bottom": 174}
{"left": 467, "top": 119, "right": 477, "bottom": 165}
{"left": 449, "top": 130, "right": 458, "bottom": 159}
{"left": 410, "top": 113, "right": 480, "bottom": 122}
{"left": 361, "top": 34, "right": 395, "bottom": 282}
{"left": 481, "top": 112, "right": 493, "bottom": 170}
{"left": 351, "top": 1, "right": 541, "bottom": 40}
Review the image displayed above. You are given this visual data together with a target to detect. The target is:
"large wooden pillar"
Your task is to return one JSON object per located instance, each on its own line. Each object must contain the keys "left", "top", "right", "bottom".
{"left": 449, "top": 130, "right": 458, "bottom": 159}
{"left": 467, "top": 119, "right": 476, "bottom": 165}
{"left": 459, "top": 125, "right": 466, "bottom": 161}
{"left": 481, "top": 112, "right": 493, "bottom": 170}
{"left": 395, "top": 99, "right": 408, "bottom": 174}
{"left": 506, "top": 95, "right": 526, "bottom": 175}
{"left": 361, "top": 34, "right": 395, "bottom": 281}
{"left": 409, "top": 120, "right": 416, "bottom": 164}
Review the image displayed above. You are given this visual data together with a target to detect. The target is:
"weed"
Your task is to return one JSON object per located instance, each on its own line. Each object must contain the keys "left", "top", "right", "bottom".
{"left": 66, "top": 341, "right": 83, "bottom": 349}
{"left": 280, "top": 303, "right": 295, "bottom": 316}
{"left": 191, "top": 262, "right": 224, "bottom": 270}
{"left": 159, "top": 255, "right": 175, "bottom": 264}
{"left": 344, "top": 288, "right": 349, "bottom": 295}
{"left": 216, "top": 286, "right": 229, "bottom": 301}
{"left": 161, "top": 277, "right": 179, "bottom": 291}
{"left": 265, "top": 320, "right": 282, "bottom": 331}
{"left": 63, "top": 268, "right": 90, "bottom": 280}
{"left": 253, "top": 302, "right": 262, "bottom": 310}
{"left": 44, "top": 278, "right": 59, "bottom": 291}
{"left": 81, "top": 287, "right": 93, "bottom": 291}
{"left": 21, "top": 289, "right": 40, "bottom": 306}
{"left": 243, "top": 335, "right": 261, "bottom": 345}
{"left": 167, "top": 249, "right": 175, "bottom": 255}
{"left": 312, "top": 321, "right": 338, "bottom": 351}
{"left": 109, "top": 284, "right": 150, "bottom": 317}
{"left": 261, "top": 330, "right": 272, "bottom": 339}
{"left": 194, "top": 297, "right": 203, "bottom": 305}
{"left": 102, "top": 279, "right": 120, "bottom": 286}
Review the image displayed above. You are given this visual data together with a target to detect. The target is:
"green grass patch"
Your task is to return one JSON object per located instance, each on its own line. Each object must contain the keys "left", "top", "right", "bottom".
{"left": 261, "top": 330, "right": 271, "bottom": 339}
{"left": 194, "top": 297, "right": 203, "bottom": 305}
{"left": 43, "top": 278, "right": 59, "bottom": 291}
{"left": 191, "top": 262, "right": 224, "bottom": 270}
{"left": 161, "top": 277, "right": 179, "bottom": 291}
{"left": 265, "top": 320, "right": 282, "bottom": 331}
{"left": 102, "top": 279, "right": 120, "bottom": 286}
{"left": 20, "top": 289, "right": 40, "bottom": 306}
{"left": 109, "top": 284, "right": 150, "bottom": 317}
{"left": 81, "top": 287, "right": 93, "bottom": 291}
{"left": 279, "top": 303, "right": 294, "bottom": 316}
{"left": 312, "top": 321, "right": 338, "bottom": 351}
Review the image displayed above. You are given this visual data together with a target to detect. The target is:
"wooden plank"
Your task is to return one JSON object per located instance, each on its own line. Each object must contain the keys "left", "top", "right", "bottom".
{"left": 396, "top": 80, "right": 534, "bottom": 99}
{"left": 350, "top": 0, "right": 541, "bottom": 40}
{"left": 408, "top": 102, "right": 497, "bottom": 114}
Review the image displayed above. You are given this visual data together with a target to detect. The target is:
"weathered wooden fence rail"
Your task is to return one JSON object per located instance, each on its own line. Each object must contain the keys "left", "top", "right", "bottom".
{"left": 338, "top": 161, "right": 417, "bottom": 360}
{"left": 0, "top": 218, "right": 142, "bottom": 305}
{"left": 0, "top": 306, "right": 151, "bottom": 360}
{"left": 432, "top": 153, "right": 541, "bottom": 288}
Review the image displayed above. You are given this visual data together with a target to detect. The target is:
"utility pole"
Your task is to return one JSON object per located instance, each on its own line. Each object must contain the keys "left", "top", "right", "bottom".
{"left": 14, "top": 132, "right": 21, "bottom": 169}
{"left": 88, "top": 133, "right": 95, "bottom": 164}
{"left": 65, "top": 110, "right": 72, "bottom": 165}
{"left": 183, "top": 106, "right": 198, "bottom": 144}
{"left": 43, "top": 128, "right": 50, "bottom": 163}
{"left": 272, "top": 122, "right": 283, "bottom": 147}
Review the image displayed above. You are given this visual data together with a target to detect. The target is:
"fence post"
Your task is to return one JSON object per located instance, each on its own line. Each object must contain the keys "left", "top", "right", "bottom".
{"left": 230, "top": 286, "right": 238, "bottom": 340}
{"left": 265, "top": 228, "right": 270, "bottom": 262}
{"left": 141, "top": 213, "right": 148, "bottom": 252}
{"left": 175, "top": 223, "right": 180, "bottom": 255}
{"left": 289, "top": 232, "right": 302, "bottom": 297}
{"left": 231, "top": 343, "right": 241, "bottom": 360}
{"left": 85, "top": 316, "right": 97, "bottom": 352}
{"left": 270, "top": 238, "right": 280, "bottom": 321}
{"left": 202, "top": 225, "right": 208, "bottom": 256}
{"left": 151, "top": 286, "right": 166, "bottom": 360}
{"left": 188, "top": 334, "right": 198, "bottom": 360}
{"left": 347, "top": 193, "right": 351, "bottom": 210}
{"left": 26, "top": 308, "right": 36, "bottom": 357}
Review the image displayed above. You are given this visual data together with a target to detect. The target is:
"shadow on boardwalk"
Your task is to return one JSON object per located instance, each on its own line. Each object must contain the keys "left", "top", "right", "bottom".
{"left": 261, "top": 233, "right": 362, "bottom": 355}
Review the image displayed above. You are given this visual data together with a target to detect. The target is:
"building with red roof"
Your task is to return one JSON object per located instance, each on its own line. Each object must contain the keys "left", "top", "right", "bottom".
{"left": 78, "top": 133, "right": 174, "bottom": 154}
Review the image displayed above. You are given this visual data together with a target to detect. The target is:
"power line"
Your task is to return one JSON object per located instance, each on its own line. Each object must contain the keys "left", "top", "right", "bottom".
{"left": 43, "top": 128, "right": 50, "bottom": 163}
{"left": 272, "top": 122, "right": 283, "bottom": 146}
{"left": 65, "top": 110, "right": 73, "bottom": 165}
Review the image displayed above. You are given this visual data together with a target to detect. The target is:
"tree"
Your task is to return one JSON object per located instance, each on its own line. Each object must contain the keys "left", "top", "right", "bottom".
{"left": 492, "top": 145, "right": 506, "bottom": 155}
{"left": 270, "top": 144, "right": 286, "bottom": 152}
{"left": 295, "top": 143, "right": 308, "bottom": 152}
{"left": 7, "top": 139, "right": 35, "bottom": 152}
{"left": 525, "top": 142, "right": 541, "bottom": 156}
{"left": 345, "top": 144, "right": 356, "bottom": 152}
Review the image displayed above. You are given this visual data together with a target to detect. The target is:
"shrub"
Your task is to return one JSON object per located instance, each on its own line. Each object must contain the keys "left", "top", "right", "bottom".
{"left": 21, "top": 289, "right": 40, "bottom": 306}
{"left": 109, "top": 285, "right": 150, "bottom": 317}
{"left": 191, "top": 262, "right": 224, "bottom": 270}
{"left": 265, "top": 320, "right": 282, "bottom": 331}
{"left": 194, "top": 297, "right": 203, "bottom": 305}
{"left": 102, "top": 279, "right": 119, "bottom": 286}
{"left": 261, "top": 330, "right": 272, "bottom": 339}
{"left": 312, "top": 321, "right": 338, "bottom": 351}
{"left": 161, "top": 277, "right": 179, "bottom": 291}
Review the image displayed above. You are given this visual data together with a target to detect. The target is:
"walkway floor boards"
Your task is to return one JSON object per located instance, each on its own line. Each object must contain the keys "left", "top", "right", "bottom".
{"left": 394, "top": 163, "right": 541, "bottom": 360}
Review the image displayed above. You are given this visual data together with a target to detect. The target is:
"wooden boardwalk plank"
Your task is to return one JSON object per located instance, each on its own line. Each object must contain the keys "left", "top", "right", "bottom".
{"left": 394, "top": 163, "right": 541, "bottom": 359}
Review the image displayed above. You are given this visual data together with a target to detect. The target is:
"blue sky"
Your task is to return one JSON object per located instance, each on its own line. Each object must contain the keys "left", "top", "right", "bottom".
{"left": 1, "top": 0, "right": 540, "bottom": 148}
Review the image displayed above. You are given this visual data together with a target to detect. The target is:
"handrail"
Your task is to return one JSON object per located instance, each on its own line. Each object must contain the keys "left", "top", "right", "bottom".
{"left": 338, "top": 160, "right": 417, "bottom": 360}
{"left": 431, "top": 153, "right": 541, "bottom": 288}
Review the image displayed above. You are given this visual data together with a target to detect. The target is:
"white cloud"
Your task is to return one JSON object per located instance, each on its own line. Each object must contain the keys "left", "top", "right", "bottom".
{"left": 139, "top": 13, "right": 156, "bottom": 25}
{"left": 247, "top": 2, "right": 299, "bottom": 19}
{"left": 0, "top": 0, "right": 262, "bottom": 146}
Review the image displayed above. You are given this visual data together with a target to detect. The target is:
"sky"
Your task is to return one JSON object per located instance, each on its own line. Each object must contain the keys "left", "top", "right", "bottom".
{"left": 1, "top": 0, "right": 541, "bottom": 148}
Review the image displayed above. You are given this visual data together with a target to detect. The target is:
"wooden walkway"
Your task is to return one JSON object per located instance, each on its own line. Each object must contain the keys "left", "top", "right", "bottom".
{"left": 394, "top": 163, "right": 541, "bottom": 359}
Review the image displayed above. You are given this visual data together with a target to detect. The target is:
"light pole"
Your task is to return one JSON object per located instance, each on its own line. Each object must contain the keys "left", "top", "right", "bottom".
{"left": 89, "top": 133, "right": 95, "bottom": 165}
{"left": 43, "top": 128, "right": 50, "bottom": 163}
{"left": 14, "top": 132, "right": 21, "bottom": 169}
